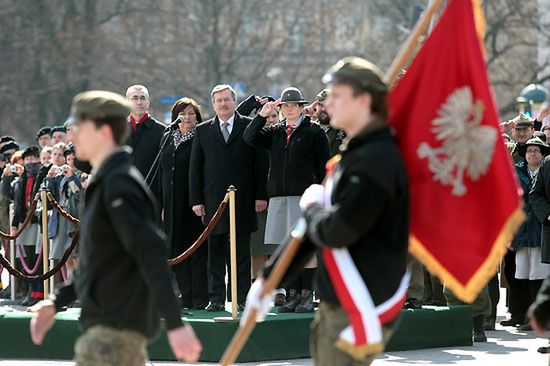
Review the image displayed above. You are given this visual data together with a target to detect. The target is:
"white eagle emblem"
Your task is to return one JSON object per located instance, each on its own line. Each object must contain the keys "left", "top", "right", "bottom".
{"left": 417, "top": 86, "right": 497, "bottom": 197}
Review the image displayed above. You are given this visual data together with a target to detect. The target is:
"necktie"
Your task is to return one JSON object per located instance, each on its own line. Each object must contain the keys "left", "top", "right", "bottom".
{"left": 286, "top": 124, "right": 296, "bottom": 144}
{"left": 221, "top": 122, "right": 230, "bottom": 142}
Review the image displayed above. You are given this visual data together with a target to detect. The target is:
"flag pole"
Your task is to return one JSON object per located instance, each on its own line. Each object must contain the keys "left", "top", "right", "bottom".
{"left": 220, "top": 218, "right": 308, "bottom": 366}
{"left": 385, "top": 0, "right": 445, "bottom": 87}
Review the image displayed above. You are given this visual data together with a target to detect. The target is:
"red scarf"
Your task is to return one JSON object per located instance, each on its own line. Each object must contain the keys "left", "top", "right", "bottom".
{"left": 130, "top": 112, "right": 150, "bottom": 131}
{"left": 25, "top": 176, "right": 35, "bottom": 209}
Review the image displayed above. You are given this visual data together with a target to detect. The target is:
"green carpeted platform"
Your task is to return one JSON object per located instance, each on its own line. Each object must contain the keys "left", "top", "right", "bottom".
{"left": 0, "top": 305, "right": 472, "bottom": 362}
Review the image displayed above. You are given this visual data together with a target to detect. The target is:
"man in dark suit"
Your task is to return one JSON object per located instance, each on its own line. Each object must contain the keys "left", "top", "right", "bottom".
{"left": 125, "top": 85, "right": 165, "bottom": 199}
{"left": 190, "top": 84, "right": 268, "bottom": 312}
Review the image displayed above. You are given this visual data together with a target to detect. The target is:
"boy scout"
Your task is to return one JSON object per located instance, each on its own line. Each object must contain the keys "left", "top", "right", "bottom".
{"left": 29, "top": 91, "right": 202, "bottom": 365}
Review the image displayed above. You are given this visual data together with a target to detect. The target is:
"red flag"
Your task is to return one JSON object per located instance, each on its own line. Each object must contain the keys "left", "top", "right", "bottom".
{"left": 388, "top": 0, "right": 525, "bottom": 302}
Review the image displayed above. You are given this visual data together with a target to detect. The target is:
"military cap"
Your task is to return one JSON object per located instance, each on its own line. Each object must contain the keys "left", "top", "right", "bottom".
{"left": 322, "top": 57, "right": 388, "bottom": 94}
{"left": 51, "top": 125, "right": 67, "bottom": 134}
{"left": 71, "top": 90, "right": 132, "bottom": 120}
{"left": 511, "top": 113, "right": 535, "bottom": 129}
{"left": 0, "top": 141, "right": 19, "bottom": 154}
{"left": 36, "top": 127, "right": 52, "bottom": 140}
{"left": 316, "top": 89, "right": 330, "bottom": 103}
{"left": 280, "top": 87, "right": 308, "bottom": 105}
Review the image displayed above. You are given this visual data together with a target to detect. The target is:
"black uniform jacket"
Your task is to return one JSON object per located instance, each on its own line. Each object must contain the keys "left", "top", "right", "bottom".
{"left": 263, "top": 121, "right": 410, "bottom": 309}
{"left": 52, "top": 148, "right": 183, "bottom": 339}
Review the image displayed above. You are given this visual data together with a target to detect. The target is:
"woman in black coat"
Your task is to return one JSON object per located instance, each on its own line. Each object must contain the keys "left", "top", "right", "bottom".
{"left": 159, "top": 97, "right": 208, "bottom": 309}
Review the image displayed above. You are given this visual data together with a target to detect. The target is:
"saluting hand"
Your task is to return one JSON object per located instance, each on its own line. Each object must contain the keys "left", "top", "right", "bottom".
{"left": 303, "top": 100, "right": 319, "bottom": 117}
{"left": 258, "top": 98, "right": 282, "bottom": 118}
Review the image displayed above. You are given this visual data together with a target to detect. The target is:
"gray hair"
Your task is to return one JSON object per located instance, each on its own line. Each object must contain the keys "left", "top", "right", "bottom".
{"left": 126, "top": 85, "right": 150, "bottom": 100}
{"left": 211, "top": 84, "right": 236, "bottom": 103}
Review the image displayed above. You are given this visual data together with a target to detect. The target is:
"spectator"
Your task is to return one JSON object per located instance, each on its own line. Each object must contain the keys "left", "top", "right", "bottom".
{"left": 244, "top": 87, "right": 330, "bottom": 313}
{"left": 314, "top": 88, "right": 345, "bottom": 157}
{"left": 159, "top": 97, "right": 208, "bottom": 310}
{"left": 126, "top": 85, "right": 165, "bottom": 200}
{"left": 511, "top": 138, "right": 550, "bottom": 331}
{"left": 36, "top": 127, "right": 53, "bottom": 148}
{"left": 190, "top": 84, "right": 268, "bottom": 312}
{"left": 40, "top": 146, "right": 52, "bottom": 166}
{"left": 52, "top": 126, "right": 69, "bottom": 145}
{"left": 1, "top": 146, "right": 44, "bottom": 306}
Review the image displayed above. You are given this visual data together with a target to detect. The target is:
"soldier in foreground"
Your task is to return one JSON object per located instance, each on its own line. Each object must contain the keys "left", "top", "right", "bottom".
{"left": 29, "top": 91, "right": 202, "bottom": 365}
{"left": 245, "top": 57, "right": 410, "bottom": 366}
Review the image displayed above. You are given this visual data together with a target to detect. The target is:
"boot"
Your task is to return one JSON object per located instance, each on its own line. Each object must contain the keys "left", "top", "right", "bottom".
{"left": 295, "top": 290, "right": 315, "bottom": 313}
{"left": 473, "top": 315, "right": 487, "bottom": 342}
{"left": 274, "top": 293, "right": 287, "bottom": 307}
{"left": 279, "top": 289, "right": 300, "bottom": 313}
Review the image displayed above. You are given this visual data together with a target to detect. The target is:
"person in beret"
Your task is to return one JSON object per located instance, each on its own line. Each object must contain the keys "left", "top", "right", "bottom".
{"left": 36, "top": 127, "right": 53, "bottom": 148}
{"left": 29, "top": 90, "right": 202, "bottom": 364}
{"left": 246, "top": 57, "right": 409, "bottom": 365}
{"left": 52, "top": 125, "right": 69, "bottom": 145}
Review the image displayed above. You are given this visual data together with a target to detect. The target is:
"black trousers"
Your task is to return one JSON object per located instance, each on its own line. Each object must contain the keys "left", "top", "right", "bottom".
{"left": 208, "top": 233, "right": 251, "bottom": 304}
{"left": 503, "top": 250, "right": 529, "bottom": 321}
{"left": 172, "top": 241, "right": 208, "bottom": 308}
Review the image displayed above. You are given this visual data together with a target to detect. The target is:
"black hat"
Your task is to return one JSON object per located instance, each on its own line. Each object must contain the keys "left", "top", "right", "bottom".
{"left": 519, "top": 137, "right": 550, "bottom": 159}
{"left": 22, "top": 145, "right": 40, "bottom": 159}
{"left": 0, "top": 141, "right": 19, "bottom": 154}
{"left": 36, "top": 127, "right": 52, "bottom": 140}
{"left": 280, "top": 87, "right": 308, "bottom": 105}
{"left": 0, "top": 136, "right": 14, "bottom": 144}
{"left": 51, "top": 125, "right": 67, "bottom": 134}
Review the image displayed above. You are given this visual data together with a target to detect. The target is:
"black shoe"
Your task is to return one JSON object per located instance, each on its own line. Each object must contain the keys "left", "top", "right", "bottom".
{"left": 0, "top": 286, "right": 11, "bottom": 299}
{"left": 404, "top": 298, "right": 423, "bottom": 310}
{"left": 538, "top": 345, "right": 550, "bottom": 354}
{"left": 26, "top": 297, "right": 41, "bottom": 307}
{"left": 192, "top": 303, "right": 207, "bottom": 310}
{"left": 500, "top": 318, "right": 523, "bottom": 327}
{"left": 473, "top": 316, "right": 487, "bottom": 342}
{"left": 295, "top": 290, "right": 315, "bottom": 313}
{"left": 518, "top": 323, "right": 533, "bottom": 331}
{"left": 274, "top": 293, "right": 287, "bottom": 307}
{"left": 237, "top": 303, "right": 246, "bottom": 312}
{"left": 206, "top": 302, "right": 225, "bottom": 312}
{"left": 279, "top": 289, "right": 300, "bottom": 313}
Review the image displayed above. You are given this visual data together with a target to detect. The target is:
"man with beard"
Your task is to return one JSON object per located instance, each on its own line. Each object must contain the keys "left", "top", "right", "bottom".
{"left": 315, "top": 89, "right": 345, "bottom": 157}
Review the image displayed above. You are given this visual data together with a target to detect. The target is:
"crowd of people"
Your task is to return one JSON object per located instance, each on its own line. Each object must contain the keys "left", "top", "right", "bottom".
{"left": 2, "top": 79, "right": 550, "bottom": 350}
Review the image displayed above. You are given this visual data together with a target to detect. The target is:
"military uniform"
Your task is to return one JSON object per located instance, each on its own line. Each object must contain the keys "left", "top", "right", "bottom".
{"left": 315, "top": 89, "right": 346, "bottom": 157}
{"left": 263, "top": 58, "right": 409, "bottom": 366}
{"left": 508, "top": 113, "right": 535, "bottom": 163}
{"left": 51, "top": 91, "right": 184, "bottom": 365}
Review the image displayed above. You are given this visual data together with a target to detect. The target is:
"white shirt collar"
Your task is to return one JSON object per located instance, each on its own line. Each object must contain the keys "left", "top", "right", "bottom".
{"left": 219, "top": 114, "right": 235, "bottom": 127}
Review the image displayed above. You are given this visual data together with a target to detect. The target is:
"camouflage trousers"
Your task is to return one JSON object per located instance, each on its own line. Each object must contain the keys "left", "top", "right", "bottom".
{"left": 74, "top": 325, "right": 148, "bottom": 366}
{"left": 311, "top": 303, "right": 393, "bottom": 366}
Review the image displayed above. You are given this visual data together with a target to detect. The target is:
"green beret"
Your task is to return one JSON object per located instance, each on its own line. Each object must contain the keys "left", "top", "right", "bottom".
{"left": 322, "top": 57, "right": 388, "bottom": 94}
{"left": 71, "top": 90, "right": 132, "bottom": 120}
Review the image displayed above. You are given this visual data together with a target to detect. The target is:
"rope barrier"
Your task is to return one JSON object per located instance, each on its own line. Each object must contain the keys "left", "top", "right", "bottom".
{"left": 168, "top": 193, "right": 230, "bottom": 266}
{"left": 46, "top": 192, "right": 80, "bottom": 224}
{"left": 0, "top": 194, "right": 40, "bottom": 240}
{"left": 0, "top": 231, "right": 79, "bottom": 283}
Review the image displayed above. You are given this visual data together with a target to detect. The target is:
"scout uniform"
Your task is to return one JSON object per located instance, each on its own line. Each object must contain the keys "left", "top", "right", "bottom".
{"left": 263, "top": 57, "right": 410, "bottom": 366}
{"left": 51, "top": 91, "right": 184, "bottom": 365}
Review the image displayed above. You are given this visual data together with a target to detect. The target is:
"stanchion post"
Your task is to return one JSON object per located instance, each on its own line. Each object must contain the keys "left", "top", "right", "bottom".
{"left": 9, "top": 203, "right": 15, "bottom": 301}
{"left": 228, "top": 185, "right": 238, "bottom": 321}
{"left": 41, "top": 190, "right": 49, "bottom": 299}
